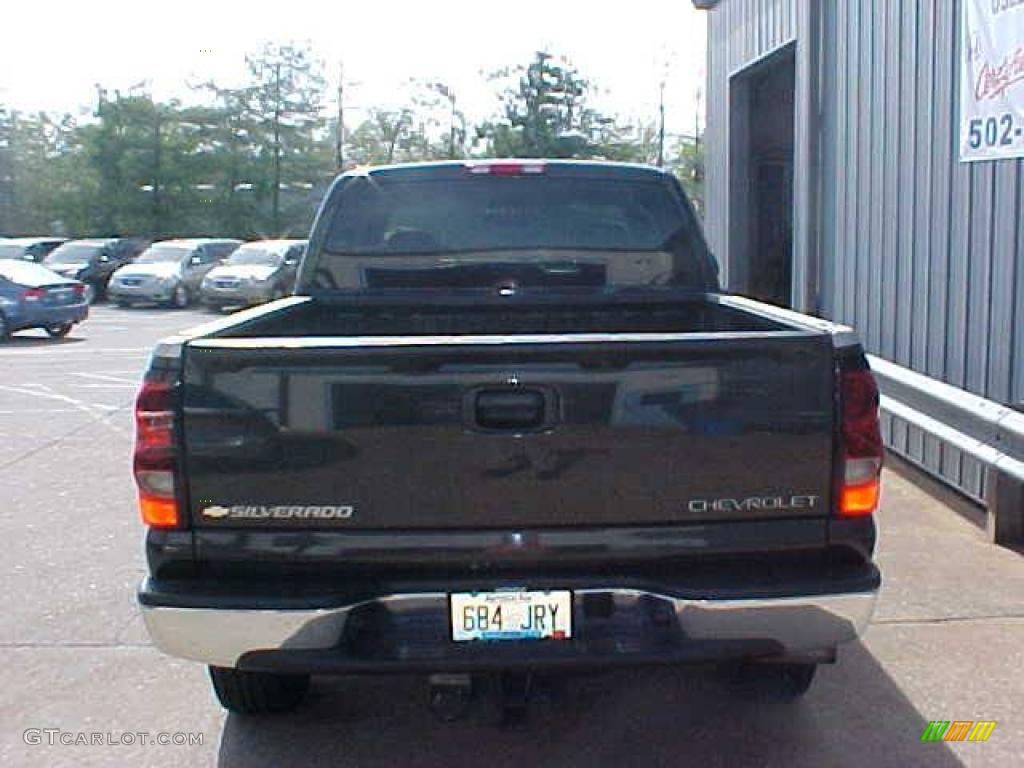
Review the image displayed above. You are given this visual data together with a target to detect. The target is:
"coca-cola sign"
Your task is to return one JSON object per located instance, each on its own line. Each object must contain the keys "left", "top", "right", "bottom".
{"left": 961, "top": 0, "right": 1024, "bottom": 161}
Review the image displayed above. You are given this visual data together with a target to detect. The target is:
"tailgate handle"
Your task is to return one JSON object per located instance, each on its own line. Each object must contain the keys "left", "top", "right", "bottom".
{"left": 474, "top": 389, "right": 547, "bottom": 431}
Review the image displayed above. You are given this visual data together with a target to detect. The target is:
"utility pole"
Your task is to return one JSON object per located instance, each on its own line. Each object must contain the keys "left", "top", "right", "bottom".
{"left": 152, "top": 108, "right": 162, "bottom": 238}
{"left": 335, "top": 64, "right": 364, "bottom": 171}
{"left": 695, "top": 86, "right": 702, "bottom": 154}
{"left": 272, "top": 62, "right": 282, "bottom": 234}
{"left": 657, "top": 80, "right": 666, "bottom": 168}
{"left": 336, "top": 61, "right": 345, "bottom": 171}
{"left": 448, "top": 91, "right": 456, "bottom": 159}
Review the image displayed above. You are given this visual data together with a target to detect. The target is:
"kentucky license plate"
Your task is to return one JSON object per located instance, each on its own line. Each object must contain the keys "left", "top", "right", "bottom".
{"left": 450, "top": 590, "right": 572, "bottom": 642}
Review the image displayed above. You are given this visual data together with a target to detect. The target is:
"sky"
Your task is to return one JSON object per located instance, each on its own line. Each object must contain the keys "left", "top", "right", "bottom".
{"left": 0, "top": 0, "right": 708, "bottom": 137}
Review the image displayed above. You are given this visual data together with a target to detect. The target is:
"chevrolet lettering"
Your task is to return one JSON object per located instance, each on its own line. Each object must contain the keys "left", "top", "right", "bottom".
{"left": 687, "top": 495, "right": 821, "bottom": 514}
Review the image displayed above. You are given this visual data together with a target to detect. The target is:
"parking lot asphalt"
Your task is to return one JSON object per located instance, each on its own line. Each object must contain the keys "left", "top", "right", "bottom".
{"left": 0, "top": 305, "right": 1022, "bottom": 767}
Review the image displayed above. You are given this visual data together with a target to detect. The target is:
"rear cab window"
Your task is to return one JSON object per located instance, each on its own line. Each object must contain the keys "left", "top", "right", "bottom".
{"left": 300, "top": 163, "right": 713, "bottom": 295}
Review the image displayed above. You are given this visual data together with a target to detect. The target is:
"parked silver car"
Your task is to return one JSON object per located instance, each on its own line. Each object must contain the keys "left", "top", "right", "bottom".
{"left": 200, "top": 240, "right": 305, "bottom": 309}
{"left": 108, "top": 239, "right": 241, "bottom": 308}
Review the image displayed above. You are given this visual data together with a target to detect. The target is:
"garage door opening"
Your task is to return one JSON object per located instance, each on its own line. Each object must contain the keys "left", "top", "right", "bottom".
{"left": 728, "top": 45, "right": 795, "bottom": 307}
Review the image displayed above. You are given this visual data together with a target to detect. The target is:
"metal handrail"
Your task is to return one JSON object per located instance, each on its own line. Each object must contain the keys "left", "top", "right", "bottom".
{"left": 866, "top": 356, "right": 1024, "bottom": 483}
{"left": 867, "top": 355, "right": 1024, "bottom": 545}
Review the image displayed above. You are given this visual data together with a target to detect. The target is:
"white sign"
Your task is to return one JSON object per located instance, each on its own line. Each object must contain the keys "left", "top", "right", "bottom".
{"left": 960, "top": 0, "right": 1024, "bottom": 162}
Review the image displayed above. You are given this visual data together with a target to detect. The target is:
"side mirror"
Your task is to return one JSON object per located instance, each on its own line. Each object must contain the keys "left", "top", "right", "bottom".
{"left": 189, "top": 255, "right": 203, "bottom": 266}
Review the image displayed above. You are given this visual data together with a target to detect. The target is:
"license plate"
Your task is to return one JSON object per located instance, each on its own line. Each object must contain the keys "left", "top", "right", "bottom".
{"left": 450, "top": 590, "right": 572, "bottom": 642}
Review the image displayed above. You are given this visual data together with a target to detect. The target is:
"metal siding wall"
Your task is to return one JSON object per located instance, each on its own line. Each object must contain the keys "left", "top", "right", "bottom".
{"left": 819, "top": 0, "right": 1024, "bottom": 501}
{"left": 705, "top": 0, "right": 1023, "bottom": 502}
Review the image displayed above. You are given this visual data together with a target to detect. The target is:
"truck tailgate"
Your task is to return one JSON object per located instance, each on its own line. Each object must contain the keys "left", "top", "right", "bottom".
{"left": 181, "top": 332, "right": 835, "bottom": 529}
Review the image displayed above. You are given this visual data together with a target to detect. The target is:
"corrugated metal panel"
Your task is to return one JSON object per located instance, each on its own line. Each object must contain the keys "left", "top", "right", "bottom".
{"left": 891, "top": 0, "right": 914, "bottom": 454}
{"left": 989, "top": 165, "right": 1019, "bottom": 402}
{"left": 867, "top": 0, "right": 885, "bottom": 355}
{"left": 1015, "top": 175, "right": 1024, "bottom": 404}
{"left": 881, "top": 0, "right": 902, "bottom": 365}
{"left": 820, "top": 0, "right": 842, "bottom": 321}
{"left": 925, "top": 0, "right": 955, "bottom": 477}
{"left": 909, "top": 1, "right": 935, "bottom": 462}
{"left": 703, "top": 0, "right": 1023, "bottom": 502}
{"left": 851, "top": 0, "right": 867, "bottom": 335}
{"left": 791, "top": 0, "right": 821, "bottom": 312}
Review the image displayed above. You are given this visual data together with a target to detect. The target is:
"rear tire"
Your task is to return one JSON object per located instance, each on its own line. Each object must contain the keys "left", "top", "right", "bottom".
{"left": 45, "top": 323, "right": 73, "bottom": 338}
{"left": 170, "top": 284, "right": 190, "bottom": 309}
{"left": 208, "top": 666, "right": 309, "bottom": 715}
{"left": 730, "top": 662, "right": 817, "bottom": 698}
{"left": 0, "top": 312, "right": 8, "bottom": 341}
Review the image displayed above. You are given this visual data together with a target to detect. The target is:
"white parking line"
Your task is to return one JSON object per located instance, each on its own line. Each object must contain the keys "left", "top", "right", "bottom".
{"left": 0, "top": 408, "right": 116, "bottom": 414}
{"left": 0, "top": 347, "right": 150, "bottom": 357}
{"left": 72, "top": 372, "right": 139, "bottom": 385}
{"left": 0, "top": 384, "right": 122, "bottom": 416}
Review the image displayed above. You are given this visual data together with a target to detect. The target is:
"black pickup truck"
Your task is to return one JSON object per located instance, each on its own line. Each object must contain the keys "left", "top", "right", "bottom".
{"left": 135, "top": 160, "right": 883, "bottom": 716}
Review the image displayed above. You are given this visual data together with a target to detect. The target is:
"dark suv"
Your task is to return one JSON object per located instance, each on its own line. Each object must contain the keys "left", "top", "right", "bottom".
{"left": 0, "top": 238, "right": 68, "bottom": 263}
{"left": 44, "top": 238, "right": 150, "bottom": 303}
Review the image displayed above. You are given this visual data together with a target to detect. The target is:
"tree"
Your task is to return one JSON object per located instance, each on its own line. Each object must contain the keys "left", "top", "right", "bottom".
{"left": 181, "top": 84, "right": 264, "bottom": 237}
{"left": 477, "top": 51, "right": 624, "bottom": 159}
{"left": 2, "top": 42, "right": 695, "bottom": 239}
{"left": 0, "top": 105, "right": 15, "bottom": 233}
{"left": 414, "top": 81, "right": 467, "bottom": 159}
{"left": 347, "top": 107, "right": 451, "bottom": 166}
{"left": 243, "top": 42, "right": 328, "bottom": 235}
{"left": 0, "top": 107, "right": 98, "bottom": 236}
{"left": 669, "top": 134, "right": 705, "bottom": 217}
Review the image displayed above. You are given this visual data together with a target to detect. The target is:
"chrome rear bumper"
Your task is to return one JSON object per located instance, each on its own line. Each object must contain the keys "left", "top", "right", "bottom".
{"left": 140, "top": 586, "right": 877, "bottom": 669}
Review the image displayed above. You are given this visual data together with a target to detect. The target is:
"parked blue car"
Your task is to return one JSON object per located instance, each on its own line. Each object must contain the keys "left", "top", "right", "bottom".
{"left": 0, "top": 259, "right": 89, "bottom": 340}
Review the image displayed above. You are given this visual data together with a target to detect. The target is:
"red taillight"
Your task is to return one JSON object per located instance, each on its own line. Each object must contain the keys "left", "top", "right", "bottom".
{"left": 22, "top": 287, "right": 45, "bottom": 301}
{"left": 838, "top": 366, "right": 883, "bottom": 517}
{"left": 465, "top": 161, "right": 546, "bottom": 176}
{"left": 134, "top": 377, "right": 179, "bottom": 528}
